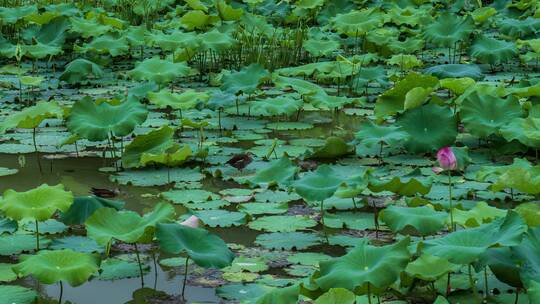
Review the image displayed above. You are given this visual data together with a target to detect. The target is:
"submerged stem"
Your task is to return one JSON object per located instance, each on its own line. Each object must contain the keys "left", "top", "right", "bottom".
{"left": 58, "top": 281, "right": 63, "bottom": 304}
{"left": 182, "top": 256, "right": 190, "bottom": 299}
{"left": 134, "top": 243, "right": 145, "bottom": 287}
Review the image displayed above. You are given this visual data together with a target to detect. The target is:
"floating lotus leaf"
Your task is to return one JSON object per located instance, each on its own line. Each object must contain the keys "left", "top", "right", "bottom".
{"left": 424, "top": 64, "right": 483, "bottom": 80}
{"left": 397, "top": 103, "right": 457, "bottom": 153}
{"left": 459, "top": 92, "right": 522, "bottom": 138}
{"left": 0, "top": 217, "right": 17, "bottom": 234}
{"left": 13, "top": 249, "right": 100, "bottom": 286}
{"left": 470, "top": 36, "right": 517, "bottom": 65}
{"left": 59, "top": 58, "right": 104, "bottom": 84}
{"left": 255, "top": 232, "right": 321, "bottom": 250}
{"left": 249, "top": 157, "right": 298, "bottom": 187}
{"left": 375, "top": 72, "right": 439, "bottom": 118}
{"left": 221, "top": 63, "right": 269, "bottom": 95}
{"left": 50, "top": 236, "right": 104, "bottom": 253}
{"left": 422, "top": 12, "right": 473, "bottom": 47}
{"left": 99, "top": 258, "right": 148, "bottom": 281}
{"left": 0, "top": 101, "right": 64, "bottom": 133}
{"left": 156, "top": 222, "right": 234, "bottom": 268}
{"left": 251, "top": 96, "right": 303, "bottom": 117}
{"left": 0, "top": 184, "right": 73, "bottom": 222}
{"left": 0, "top": 285, "right": 37, "bottom": 304}
{"left": 306, "top": 92, "right": 360, "bottom": 110}
{"left": 0, "top": 234, "right": 51, "bottom": 255}
{"left": 293, "top": 165, "right": 343, "bottom": 202}
{"left": 248, "top": 215, "right": 317, "bottom": 232}
{"left": 85, "top": 202, "right": 175, "bottom": 245}
{"left": 305, "top": 136, "right": 354, "bottom": 160}
{"left": 0, "top": 5, "right": 37, "bottom": 24}
{"left": 355, "top": 120, "right": 409, "bottom": 148}
{"left": 60, "top": 196, "right": 125, "bottom": 225}
{"left": 315, "top": 237, "right": 410, "bottom": 293}
{"left": 128, "top": 57, "right": 193, "bottom": 86}
{"left": 380, "top": 205, "right": 447, "bottom": 236}
{"left": 67, "top": 96, "right": 148, "bottom": 141}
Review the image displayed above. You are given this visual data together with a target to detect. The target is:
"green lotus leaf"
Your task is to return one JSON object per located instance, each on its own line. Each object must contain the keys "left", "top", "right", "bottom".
{"left": 439, "top": 77, "right": 475, "bottom": 95}
{"left": 215, "top": 0, "right": 244, "bottom": 21}
{"left": 331, "top": 8, "right": 384, "bottom": 36}
{"left": 484, "top": 247, "right": 523, "bottom": 288}
{"left": 499, "top": 17, "right": 540, "bottom": 38}
{"left": 19, "top": 75, "right": 44, "bottom": 87}
{"left": 323, "top": 212, "right": 375, "bottom": 230}
{"left": 424, "top": 64, "right": 483, "bottom": 80}
{"left": 224, "top": 256, "right": 268, "bottom": 273}
{"left": 314, "top": 288, "right": 355, "bottom": 304}
{"left": 149, "top": 30, "right": 197, "bottom": 51}
{"left": 67, "top": 96, "right": 148, "bottom": 141}
{"left": 315, "top": 237, "right": 410, "bottom": 293}
{"left": 0, "top": 5, "right": 37, "bottom": 24}
{"left": 452, "top": 201, "right": 506, "bottom": 228}
{"left": 156, "top": 222, "right": 234, "bottom": 268}
{"left": 0, "top": 184, "right": 73, "bottom": 222}
{"left": 148, "top": 89, "right": 209, "bottom": 110}
{"left": 471, "top": 6, "right": 497, "bottom": 24}
{"left": 501, "top": 118, "right": 540, "bottom": 148}
{"left": 352, "top": 65, "right": 388, "bottom": 90}
{"left": 248, "top": 215, "right": 317, "bottom": 232}
{"left": 74, "top": 34, "right": 129, "bottom": 57}
{"left": 0, "top": 234, "right": 51, "bottom": 255}
{"left": 60, "top": 196, "right": 125, "bottom": 225}
{"left": 49, "top": 236, "right": 104, "bottom": 253}
{"left": 512, "top": 227, "right": 540, "bottom": 284}
{"left": 0, "top": 217, "right": 17, "bottom": 234}
{"left": 13, "top": 249, "right": 100, "bottom": 286}
{"left": 69, "top": 16, "right": 112, "bottom": 38}
{"left": 368, "top": 168, "right": 432, "bottom": 196}
{"left": 238, "top": 202, "right": 288, "bottom": 215}
{"left": 124, "top": 25, "right": 150, "bottom": 48}
{"left": 405, "top": 254, "right": 459, "bottom": 281}
{"left": 0, "top": 285, "right": 37, "bottom": 304}
{"left": 251, "top": 96, "right": 303, "bottom": 117}
{"left": 221, "top": 63, "right": 269, "bottom": 95}
{"left": 85, "top": 202, "right": 175, "bottom": 245}
{"left": 139, "top": 143, "right": 192, "bottom": 167}
{"left": 59, "top": 58, "right": 104, "bottom": 84}
{"left": 515, "top": 202, "right": 540, "bottom": 227}
{"left": 186, "top": 0, "right": 208, "bottom": 11}
{"left": 355, "top": 120, "right": 409, "bottom": 148}
{"left": 249, "top": 157, "right": 298, "bottom": 187}
{"left": 422, "top": 12, "right": 474, "bottom": 47}
{"left": 256, "top": 284, "right": 299, "bottom": 304}
{"left": 255, "top": 232, "right": 321, "bottom": 250}
{"left": 0, "top": 100, "right": 64, "bottom": 133}
{"left": 293, "top": 165, "right": 343, "bottom": 202}
{"left": 478, "top": 158, "right": 540, "bottom": 195}
{"left": 0, "top": 263, "right": 17, "bottom": 282}
{"left": 387, "top": 54, "right": 423, "bottom": 71}
{"left": 397, "top": 103, "right": 457, "bottom": 153}
{"left": 199, "top": 28, "right": 236, "bottom": 52}
{"left": 421, "top": 212, "right": 527, "bottom": 264}
{"left": 22, "top": 42, "right": 62, "bottom": 59}
{"left": 128, "top": 57, "right": 194, "bottom": 86}
{"left": 181, "top": 10, "right": 212, "bottom": 30}
{"left": 306, "top": 91, "right": 360, "bottom": 110}
{"left": 305, "top": 136, "right": 354, "bottom": 160}
{"left": 375, "top": 72, "right": 439, "bottom": 118}
{"left": 470, "top": 36, "right": 517, "bottom": 65}
{"left": 122, "top": 126, "right": 175, "bottom": 168}
{"left": 459, "top": 91, "right": 522, "bottom": 138}
{"left": 193, "top": 210, "right": 247, "bottom": 227}
{"left": 99, "top": 258, "right": 149, "bottom": 281}
{"left": 304, "top": 39, "right": 340, "bottom": 57}
{"left": 380, "top": 205, "right": 447, "bottom": 236}
{"left": 335, "top": 169, "right": 372, "bottom": 198}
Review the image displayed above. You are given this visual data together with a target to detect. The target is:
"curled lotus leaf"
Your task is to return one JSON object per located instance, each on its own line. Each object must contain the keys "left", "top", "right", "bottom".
{"left": 470, "top": 36, "right": 517, "bottom": 65}
{"left": 0, "top": 100, "right": 64, "bottom": 133}
{"left": 128, "top": 56, "right": 194, "bottom": 86}
{"left": 422, "top": 12, "right": 474, "bottom": 47}
{"left": 59, "top": 58, "right": 104, "bottom": 84}
{"left": 293, "top": 165, "right": 343, "bottom": 202}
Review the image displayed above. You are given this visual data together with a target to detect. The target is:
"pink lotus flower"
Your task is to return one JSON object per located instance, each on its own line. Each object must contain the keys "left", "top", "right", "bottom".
{"left": 432, "top": 147, "right": 457, "bottom": 174}
{"left": 180, "top": 215, "right": 200, "bottom": 228}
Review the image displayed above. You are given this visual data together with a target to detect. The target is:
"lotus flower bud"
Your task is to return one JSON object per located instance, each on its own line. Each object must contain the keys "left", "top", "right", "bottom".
{"left": 436, "top": 147, "right": 457, "bottom": 171}
{"left": 180, "top": 215, "right": 200, "bottom": 228}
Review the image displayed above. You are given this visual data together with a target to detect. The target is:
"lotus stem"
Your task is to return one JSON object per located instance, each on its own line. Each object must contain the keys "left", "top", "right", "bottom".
{"left": 35, "top": 220, "right": 39, "bottom": 251}
{"left": 515, "top": 288, "right": 519, "bottom": 304}
{"left": 374, "top": 204, "right": 379, "bottom": 239}
{"left": 379, "top": 141, "right": 384, "bottom": 164}
{"left": 447, "top": 273, "right": 451, "bottom": 296}
{"left": 58, "top": 281, "right": 63, "bottom": 304}
{"left": 133, "top": 243, "right": 145, "bottom": 287}
{"left": 367, "top": 282, "right": 372, "bottom": 304}
{"left": 352, "top": 197, "right": 357, "bottom": 211}
{"left": 32, "top": 128, "right": 42, "bottom": 174}
{"left": 320, "top": 200, "right": 328, "bottom": 243}
{"left": 484, "top": 267, "right": 488, "bottom": 299}
{"left": 152, "top": 252, "right": 158, "bottom": 290}
{"left": 181, "top": 256, "right": 190, "bottom": 299}
{"left": 448, "top": 171, "right": 455, "bottom": 231}
{"left": 468, "top": 264, "right": 478, "bottom": 298}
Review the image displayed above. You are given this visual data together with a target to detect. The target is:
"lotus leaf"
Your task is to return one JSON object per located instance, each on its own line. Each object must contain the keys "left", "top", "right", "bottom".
{"left": 422, "top": 12, "right": 473, "bottom": 47}
{"left": 315, "top": 237, "right": 410, "bottom": 293}
{"left": 380, "top": 205, "right": 447, "bottom": 236}
{"left": 60, "top": 196, "right": 125, "bottom": 225}
{"left": 424, "top": 64, "right": 483, "bottom": 80}
{"left": 13, "top": 249, "right": 100, "bottom": 286}
{"left": 470, "top": 36, "right": 517, "bottom": 65}
{"left": 221, "top": 64, "right": 269, "bottom": 95}
{"left": 0, "top": 285, "right": 37, "bottom": 304}
{"left": 249, "top": 157, "right": 298, "bottom": 187}
{"left": 355, "top": 120, "right": 409, "bottom": 148}
{"left": 405, "top": 254, "right": 459, "bottom": 281}
{"left": 0, "top": 101, "right": 63, "bottom": 133}
{"left": 0, "top": 184, "right": 73, "bottom": 222}
{"left": 251, "top": 96, "right": 303, "bottom": 117}
{"left": 128, "top": 57, "right": 193, "bottom": 86}
{"left": 293, "top": 165, "right": 343, "bottom": 202}
{"left": 85, "top": 202, "right": 175, "bottom": 245}
{"left": 59, "top": 58, "right": 104, "bottom": 84}
{"left": 156, "top": 222, "right": 234, "bottom": 268}
{"left": 67, "top": 96, "right": 148, "bottom": 141}
{"left": 397, "top": 103, "right": 457, "bottom": 153}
